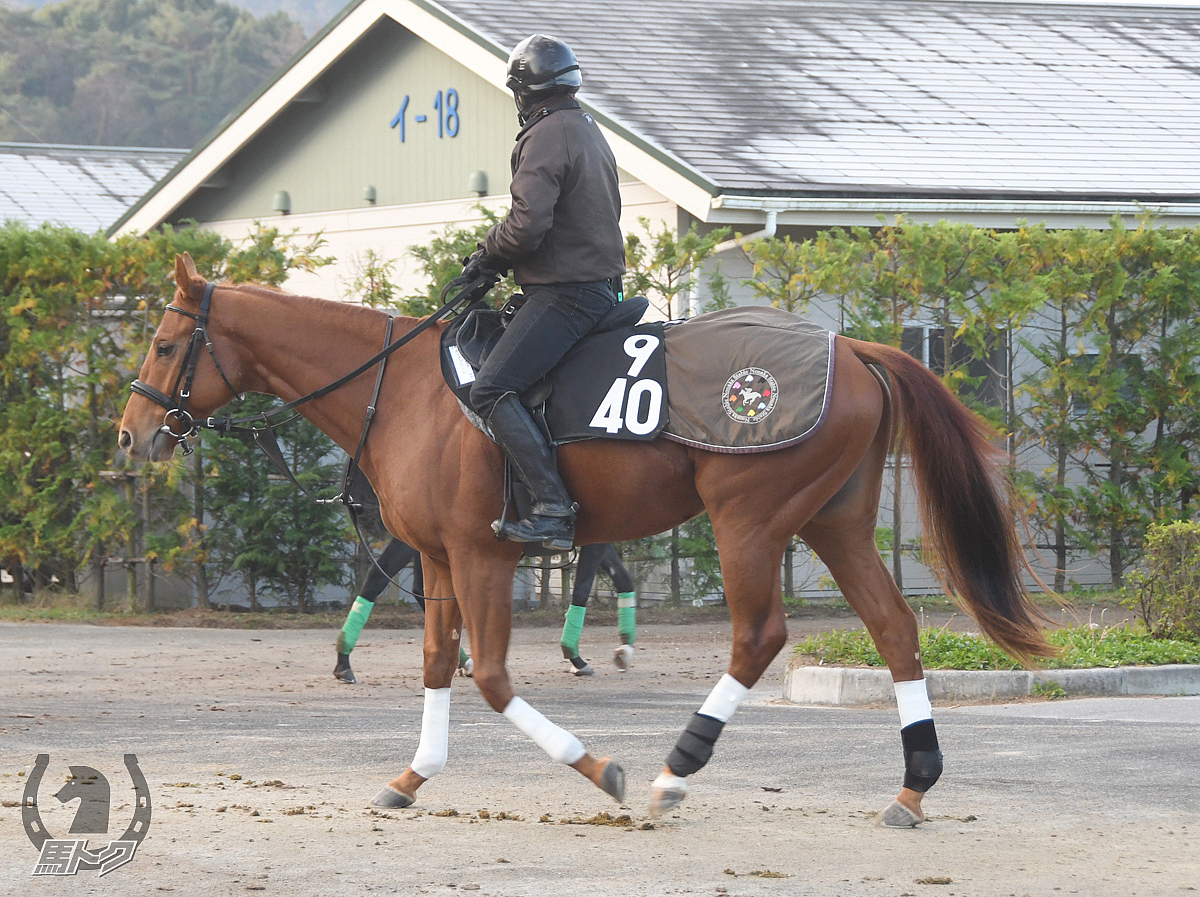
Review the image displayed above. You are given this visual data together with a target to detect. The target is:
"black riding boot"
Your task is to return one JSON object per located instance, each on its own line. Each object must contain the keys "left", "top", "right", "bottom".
{"left": 486, "top": 393, "right": 576, "bottom": 550}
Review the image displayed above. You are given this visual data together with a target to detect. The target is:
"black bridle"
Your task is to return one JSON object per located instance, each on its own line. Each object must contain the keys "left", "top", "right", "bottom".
{"left": 130, "top": 281, "right": 242, "bottom": 455}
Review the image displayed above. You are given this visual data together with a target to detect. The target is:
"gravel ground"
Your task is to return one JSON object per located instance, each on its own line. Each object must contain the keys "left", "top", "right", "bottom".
{"left": 1, "top": 616, "right": 1197, "bottom": 896}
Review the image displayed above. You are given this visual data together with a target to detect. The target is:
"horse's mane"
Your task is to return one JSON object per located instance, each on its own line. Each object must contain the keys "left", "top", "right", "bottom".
{"left": 224, "top": 281, "right": 393, "bottom": 327}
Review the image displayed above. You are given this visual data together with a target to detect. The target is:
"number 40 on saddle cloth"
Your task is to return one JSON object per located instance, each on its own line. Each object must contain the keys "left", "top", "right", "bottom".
{"left": 441, "top": 305, "right": 836, "bottom": 454}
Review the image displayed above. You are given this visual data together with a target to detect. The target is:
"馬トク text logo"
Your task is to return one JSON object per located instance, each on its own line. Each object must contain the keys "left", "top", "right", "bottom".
{"left": 22, "top": 754, "right": 152, "bottom": 876}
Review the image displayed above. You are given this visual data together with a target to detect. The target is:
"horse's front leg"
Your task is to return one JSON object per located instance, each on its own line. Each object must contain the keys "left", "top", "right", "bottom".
{"left": 801, "top": 520, "right": 942, "bottom": 827}
{"left": 373, "top": 556, "right": 463, "bottom": 809}
{"left": 454, "top": 550, "right": 626, "bottom": 804}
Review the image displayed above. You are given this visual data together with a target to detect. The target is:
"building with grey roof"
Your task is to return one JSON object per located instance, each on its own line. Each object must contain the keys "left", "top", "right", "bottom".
{"left": 439, "top": 0, "right": 1200, "bottom": 206}
{"left": 1, "top": 142, "right": 185, "bottom": 233}
{"left": 110, "top": 0, "right": 1199, "bottom": 594}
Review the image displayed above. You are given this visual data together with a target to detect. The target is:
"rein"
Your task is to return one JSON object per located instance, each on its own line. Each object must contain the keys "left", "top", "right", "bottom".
{"left": 131, "top": 273, "right": 494, "bottom": 453}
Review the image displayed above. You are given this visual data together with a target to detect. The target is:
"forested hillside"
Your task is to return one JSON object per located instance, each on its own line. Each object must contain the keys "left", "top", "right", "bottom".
{"left": 0, "top": 0, "right": 308, "bottom": 147}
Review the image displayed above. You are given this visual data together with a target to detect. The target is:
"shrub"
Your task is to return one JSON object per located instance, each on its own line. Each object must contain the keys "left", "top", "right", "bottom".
{"left": 1123, "top": 521, "right": 1200, "bottom": 639}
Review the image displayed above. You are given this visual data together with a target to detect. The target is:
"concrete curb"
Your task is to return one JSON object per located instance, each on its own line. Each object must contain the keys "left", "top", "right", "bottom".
{"left": 783, "top": 664, "right": 1200, "bottom": 705}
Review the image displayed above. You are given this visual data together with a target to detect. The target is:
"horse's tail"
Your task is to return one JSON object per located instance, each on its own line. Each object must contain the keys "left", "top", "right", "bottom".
{"left": 844, "top": 337, "right": 1055, "bottom": 663}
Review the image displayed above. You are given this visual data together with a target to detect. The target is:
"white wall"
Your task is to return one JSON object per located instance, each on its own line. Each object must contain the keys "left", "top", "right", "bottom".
{"left": 201, "top": 180, "right": 677, "bottom": 306}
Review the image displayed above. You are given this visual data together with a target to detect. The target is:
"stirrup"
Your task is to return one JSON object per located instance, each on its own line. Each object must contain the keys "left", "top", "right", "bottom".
{"left": 491, "top": 507, "right": 576, "bottom": 550}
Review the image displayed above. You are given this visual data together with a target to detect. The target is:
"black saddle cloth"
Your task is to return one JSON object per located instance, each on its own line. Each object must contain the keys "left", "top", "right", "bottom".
{"left": 440, "top": 295, "right": 669, "bottom": 444}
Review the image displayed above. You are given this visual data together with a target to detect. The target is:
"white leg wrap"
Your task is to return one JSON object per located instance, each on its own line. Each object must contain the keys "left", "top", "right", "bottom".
{"left": 502, "top": 696, "right": 586, "bottom": 765}
{"left": 652, "top": 770, "right": 688, "bottom": 792}
{"left": 617, "top": 595, "right": 636, "bottom": 609}
{"left": 697, "top": 673, "right": 750, "bottom": 723}
{"left": 894, "top": 678, "right": 933, "bottom": 729}
{"left": 410, "top": 687, "right": 450, "bottom": 779}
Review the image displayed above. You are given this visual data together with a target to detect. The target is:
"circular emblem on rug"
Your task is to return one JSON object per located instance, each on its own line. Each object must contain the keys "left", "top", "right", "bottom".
{"left": 722, "top": 367, "right": 779, "bottom": 424}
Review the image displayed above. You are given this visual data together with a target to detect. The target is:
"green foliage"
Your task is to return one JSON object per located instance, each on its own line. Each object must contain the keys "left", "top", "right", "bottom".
{"left": 403, "top": 209, "right": 519, "bottom": 316}
{"left": 742, "top": 235, "right": 819, "bottom": 314}
{"left": 1031, "top": 679, "right": 1067, "bottom": 699}
{"left": 623, "top": 218, "right": 730, "bottom": 319}
{"left": 1124, "top": 521, "right": 1200, "bottom": 639}
{"left": 0, "top": 219, "right": 335, "bottom": 607}
{"left": 0, "top": 0, "right": 305, "bottom": 147}
{"left": 1015, "top": 217, "right": 1200, "bottom": 586}
{"left": 200, "top": 396, "right": 349, "bottom": 612}
{"left": 793, "top": 623, "right": 1200, "bottom": 670}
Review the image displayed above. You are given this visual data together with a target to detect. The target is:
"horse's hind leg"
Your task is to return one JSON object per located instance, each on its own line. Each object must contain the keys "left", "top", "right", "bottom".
{"left": 561, "top": 543, "right": 601, "bottom": 677}
{"left": 372, "top": 556, "right": 463, "bottom": 809}
{"left": 452, "top": 551, "right": 626, "bottom": 803}
{"left": 649, "top": 522, "right": 790, "bottom": 816}
{"left": 800, "top": 417, "right": 942, "bottom": 827}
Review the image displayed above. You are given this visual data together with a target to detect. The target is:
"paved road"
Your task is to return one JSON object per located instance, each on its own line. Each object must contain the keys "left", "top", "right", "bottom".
{"left": 1, "top": 622, "right": 1197, "bottom": 896}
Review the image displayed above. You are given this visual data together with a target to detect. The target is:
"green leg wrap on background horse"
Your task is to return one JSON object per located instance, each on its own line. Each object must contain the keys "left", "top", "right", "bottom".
{"left": 617, "top": 592, "right": 637, "bottom": 645}
{"left": 337, "top": 596, "right": 374, "bottom": 655}
{"left": 560, "top": 604, "right": 586, "bottom": 658}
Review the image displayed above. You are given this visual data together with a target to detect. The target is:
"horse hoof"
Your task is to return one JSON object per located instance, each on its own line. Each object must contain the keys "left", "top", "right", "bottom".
{"left": 334, "top": 666, "right": 356, "bottom": 684}
{"left": 879, "top": 799, "right": 924, "bottom": 828}
{"left": 372, "top": 785, "right": 415, "bottom": 809}
{"left": 597, "top": 759, "right": 626, "bottom": 803}
{"left": 572, "top": 662, "right": 594, "bottom": 677}
{"left": 613, "top": 644, "right": 634, "bottom": 671}
{"left": 459, "top": 658, "right": 474, "bottom": 678}
{"left": 649, "top": 771, "right": 688, "bottom": 817}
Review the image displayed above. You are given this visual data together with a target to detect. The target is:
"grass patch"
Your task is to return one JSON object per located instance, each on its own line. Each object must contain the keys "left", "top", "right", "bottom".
{"left": 0, "top": 604, "right": 131, "bottom": 623}
{"left": 793, "top": 624, "right": 1200, "bottom": 670}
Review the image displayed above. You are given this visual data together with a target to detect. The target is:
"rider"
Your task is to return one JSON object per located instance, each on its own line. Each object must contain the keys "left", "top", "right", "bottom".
{"left": 461, "top": 33, "right": 626, "bottom": 551}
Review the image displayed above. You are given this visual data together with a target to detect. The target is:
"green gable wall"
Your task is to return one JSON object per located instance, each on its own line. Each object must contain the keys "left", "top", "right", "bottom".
{"left": 173, "top": 17, "right": 516, "bottom": 223}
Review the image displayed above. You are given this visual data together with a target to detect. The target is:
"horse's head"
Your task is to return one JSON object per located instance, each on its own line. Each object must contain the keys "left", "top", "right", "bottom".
{"left": 118, "top": 253, "right": 242, "bottom": 462}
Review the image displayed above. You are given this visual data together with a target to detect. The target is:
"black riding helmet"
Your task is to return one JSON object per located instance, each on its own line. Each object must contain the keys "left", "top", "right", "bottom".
{"left": 506, "top": 34, "right": 582, "bottom": 124}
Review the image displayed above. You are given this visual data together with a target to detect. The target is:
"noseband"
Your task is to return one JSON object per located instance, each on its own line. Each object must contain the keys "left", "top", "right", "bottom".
{"left": 129, "top": 282, "right": 243, "bottom": 455}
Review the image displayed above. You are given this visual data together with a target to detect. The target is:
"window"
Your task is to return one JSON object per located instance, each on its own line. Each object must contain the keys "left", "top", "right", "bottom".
{"left": 902, "top": 324, "right": 1006, "bottom": 408}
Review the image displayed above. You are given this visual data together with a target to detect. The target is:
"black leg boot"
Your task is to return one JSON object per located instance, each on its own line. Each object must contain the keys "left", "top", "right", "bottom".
{"left": 486, "top": 393, "right": 576, "bottom": 550}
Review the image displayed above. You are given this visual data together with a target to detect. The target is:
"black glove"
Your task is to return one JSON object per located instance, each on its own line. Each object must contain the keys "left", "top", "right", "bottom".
{"left": 461, "top": 248, "right": 509, "bottom": 281}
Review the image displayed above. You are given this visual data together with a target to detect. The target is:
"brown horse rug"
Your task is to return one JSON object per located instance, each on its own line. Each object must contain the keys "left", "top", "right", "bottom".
{"left": 660, "top": 306, "right": 835, "bottom": 454}
{"left": 442, "top": 303, "right": 835, "bottom": 454}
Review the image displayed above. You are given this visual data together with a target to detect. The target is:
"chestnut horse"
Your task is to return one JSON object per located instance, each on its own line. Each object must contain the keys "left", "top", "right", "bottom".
{"left": 119, "top": 254, "right": 1051, "bottom": 823}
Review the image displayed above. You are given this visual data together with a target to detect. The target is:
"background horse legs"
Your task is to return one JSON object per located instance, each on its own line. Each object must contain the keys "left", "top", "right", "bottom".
{"left": 335, "top": 537, "right": 471, "bottom": 684}
{"left": 561, "top": 543, "right": 638, "bottom": 676}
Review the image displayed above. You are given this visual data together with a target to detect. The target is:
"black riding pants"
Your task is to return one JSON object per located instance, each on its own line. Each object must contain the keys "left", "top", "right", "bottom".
{"left": 468, "top": 280, "right": 618, "bottom": 418}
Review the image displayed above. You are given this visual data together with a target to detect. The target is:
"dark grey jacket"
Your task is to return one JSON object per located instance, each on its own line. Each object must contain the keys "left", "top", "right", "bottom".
{"left": 484, "top": 99, "right": 625, "bottom": 286}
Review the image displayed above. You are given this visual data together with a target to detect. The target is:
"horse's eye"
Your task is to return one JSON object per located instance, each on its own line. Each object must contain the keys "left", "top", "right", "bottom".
{"left": 156, "top": 343, "right": 175, "bottom": 358}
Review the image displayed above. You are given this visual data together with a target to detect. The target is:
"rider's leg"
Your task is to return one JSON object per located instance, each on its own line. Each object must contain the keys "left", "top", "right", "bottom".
{"left": 469, "top": 282, "right": 617, "bottom": 549}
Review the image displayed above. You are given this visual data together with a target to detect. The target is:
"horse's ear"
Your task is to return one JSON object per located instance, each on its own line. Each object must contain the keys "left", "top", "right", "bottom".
{"left": 174, "top": 253, "right": 203, "bottom": 302}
